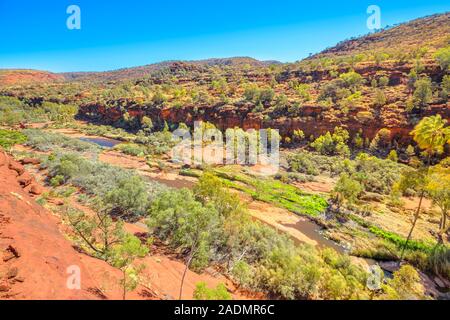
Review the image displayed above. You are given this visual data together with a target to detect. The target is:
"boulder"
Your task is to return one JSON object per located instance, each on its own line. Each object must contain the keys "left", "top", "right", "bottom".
{"left": 379, "top": 261, "right": 400, "bottom": 273}
{"left": 8, "top": 161, "right": 25, "bottom": 175}
{"left": 20, "top": 158, "right": 40, "bottom": 165}
{"left": 17, "top": 172, "right": 33, "bottom": 187}
{"left": 0, "top": 284, "right": 11, "bottom": 292}
{"left": 29, "top": 184, "right": 44, "bottom": 196}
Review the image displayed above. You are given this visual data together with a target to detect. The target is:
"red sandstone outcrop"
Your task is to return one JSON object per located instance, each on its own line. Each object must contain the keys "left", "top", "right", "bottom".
{"left": 0, "top": 152, "right": 156, "bottom": 300}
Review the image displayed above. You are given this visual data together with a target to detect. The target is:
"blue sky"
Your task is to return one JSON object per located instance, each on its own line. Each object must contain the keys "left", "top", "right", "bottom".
{"left": 0, "top": 0, "right": 448, "bottom": 72}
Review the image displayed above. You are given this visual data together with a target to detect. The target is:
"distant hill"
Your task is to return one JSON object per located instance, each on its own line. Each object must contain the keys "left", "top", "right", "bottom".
{"left": 313, "top": 12, "right": 449, "bottom": 59}
{"left": 0, "top": 69, "right": 64, "bottom": 86}
{"left": 60, "top": 57, "right": 281, "bottom": 82}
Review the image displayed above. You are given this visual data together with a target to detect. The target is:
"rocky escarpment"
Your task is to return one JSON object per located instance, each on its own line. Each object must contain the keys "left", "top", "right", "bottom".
{"left": 78, "top": 61, "right": 449, "bottom": 146}
{"left": 0, "top": 151, "right": 159, "bottom": 300}
{"left": 0, "top": 151, "right": 99, "bottom": 299}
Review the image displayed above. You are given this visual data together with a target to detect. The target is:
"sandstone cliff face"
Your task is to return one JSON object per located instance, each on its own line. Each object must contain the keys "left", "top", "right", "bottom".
{"left": 79, "top": 98, "right": 449, "bottom": 148}
{"left": 79, "top": 102, "right": 450, "bottom": 146}
{"left": 0, "top": 151, "right": 100, "bottom": 299}
{"left": 77, "top": 61, "right": 449, "bottom": 146}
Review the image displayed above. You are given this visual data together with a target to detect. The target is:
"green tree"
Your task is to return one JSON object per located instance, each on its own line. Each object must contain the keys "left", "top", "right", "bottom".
{"left": 434, "top": 46, "right": 450, "bottom": 71}
{"left": 141, "top": 116, "right": 154, "bottom": 134}
{"left": 374, "top": 52, "right": 389, "bottom": 66}
{"left": 374, "top": 89, "right": 387, "bottom": 107}
{"left": 400, "top": 115, "right": 450, "bottom": 259}
{"left": 406, "top": 145, "right": 416, "bottom": 158}
{"left": 440, "top": 75, "right": 450, "bottom": 101}
{"left": 412, "top": 77, "right": 433, "bottom": 110}
{"left": 0, "top": 130, "right": 27, "bottom": 152}
{"left": 339, "top": 71, "right": 364, "bottom": 90}
{"left": 231, "top": 261, "right": 254, "bottom": 289}
{"left": 426, "top": 163, "right": 450, "bottom": 244}
{"left": 147, "top": 188, "right": 220, "bottom": 299}
{"left": 379, "top": 265, "right": 425, "bottom": 300}
{"left": 311, "top": 127, "right": 350, "bottom": 157}
{"left": 63, "top": 206, "right": 125, "bottom": 261}
{"left": 194, "top": 172, "right": 243, "bottom": 218}
{"left": 258, "top": 88, "right": 275, "bottom": 105}
{"left": 111, "top": 234, "right": 149, "bottom": 300}
{"left": 412, "top": 115, "right": 450, "bottom": 156}
{"left": 293, "top": 129, "right": 305, "bottom": 143}
{"left": 333, "top": 173, "right": 363, "bottom": 205}
{"left": 378, "top": 76, "right": 389, "bottom": 87}
{"left": 105, "top": 175, "right": 149, "bottom": 217}
{"left": 293, "top": 83, "right": 311, "bottom": 101}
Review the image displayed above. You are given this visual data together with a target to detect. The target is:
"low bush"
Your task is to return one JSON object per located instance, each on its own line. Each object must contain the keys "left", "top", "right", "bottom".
{"left": 114, "top": 143, "right": 147, "bottom": 157}
{"left": 194, "top": 282, "right": 232, "bottom": 300}
{"left": 23, "top": 129, "right": 100, "bottom": 153}
{"left": 0, "top": 129, "right": 27, "bottom": 150}
{"left": 45, "top": 152, "right": 164, "bottom": 217}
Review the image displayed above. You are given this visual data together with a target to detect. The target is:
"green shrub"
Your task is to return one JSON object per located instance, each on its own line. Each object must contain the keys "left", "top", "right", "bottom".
{"left": 23, "top": 129, "right": 100, "bottom": 153}
{"left": 46, "top": 153, "right": 163, "bottom": 217}
{"left": 413, "top": 77, "right": 433, "bottom": 109}
{"left": 50, "top": 175, "right": 65, "bottom": 187}
{"left": 310, "top": 127, "right": 350, "bottom": 157}
{"left": 333, "top": 173, "right": 363, "bottom": 204}
{"left": 114, "top": 143, "right": 147, "bottom": 157}
{"left": 0, "top": 129, "right": 27, "bottom": 150}
{"left": 194, "top": 282, "right": 232, "bottom": 300}
{"left": 147, "top": 188, "right": 220, "bottom": 271}
{"left": 434, "top": 46, "right": 450, "bottom": 71}
{"left": 105, "top": 176, "right": 150, "bottom": 217}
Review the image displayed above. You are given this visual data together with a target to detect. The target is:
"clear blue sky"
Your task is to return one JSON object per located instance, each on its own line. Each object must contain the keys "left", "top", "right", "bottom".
{"left": 0, "top": 0, "right": 448, "bottom": 72}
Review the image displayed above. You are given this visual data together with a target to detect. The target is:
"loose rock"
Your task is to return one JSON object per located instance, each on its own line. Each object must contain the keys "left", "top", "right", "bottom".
{"left": 29, "top": 184, "right": 44, "bottom": 196}
{"left": 17, "top": 172, "right": 33, "bottom": 187}
{"left": 21, "top": 158, "right": 41, "bottom": 165}
{"left": 8, "top": 161, "right": 25, "bottom": 175}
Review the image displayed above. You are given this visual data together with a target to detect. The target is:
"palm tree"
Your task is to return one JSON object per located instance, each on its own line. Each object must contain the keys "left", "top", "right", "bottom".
{"left": 400, "top": 115, "right": 450, "bottom": 260}
{"left": 411, "top": 115, "right": 450, "bottom": 156}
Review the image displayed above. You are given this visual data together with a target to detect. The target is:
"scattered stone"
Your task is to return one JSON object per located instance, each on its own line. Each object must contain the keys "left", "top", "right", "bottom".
{"left": 379, "top": 261, "right": 400, "bottom": 273}
{"left": 434, "top": 277, "right": 446, "bottom": 288}
{"left": 8, "top": 161, "right": 25, "bottom": 175}
{"left": 360, "top": 192, "right": 384, "bottom": 202}
{"left": 29, "top": 184, "right": 44, "bottom": 196}
{"left": 48, "top": 198, "right": 64, "bottom": 206}
{"left": 3, "top": 245, "right": 20, "bottom": 262}
{"left": 6, "top": 267, "right": 19, "bottom": 279}
{"left": 419, "top": 271, "right": 440, "bottom": 299}
{"left": 20, "top": 158, "right": 40, "bottom": 165}
{"left": 12, "top": 276, "right": 25, "bottom": 283}
{"left": 0, "top": 284, "right": 10, "bottom": 292}
{"left": 17, "top": 172, "right": 33, "bottom": 187}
